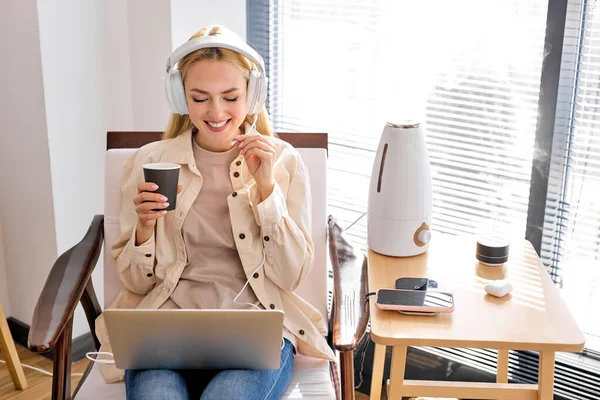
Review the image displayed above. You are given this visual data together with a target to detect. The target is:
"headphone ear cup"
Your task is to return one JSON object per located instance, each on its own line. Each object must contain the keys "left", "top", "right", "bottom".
{"left": 165, "top": 72, "right": 178, "bottom": 114}
{"left": 167, "top": 70, "right": 189, "bottom": 115}
{"left": 246, "top": 71, "right": 259, "bottom": 115}
{"left": 246, "top": 70, "right": 268, "bottom": 116}
{"left": 256, "top": 74, "right": 268, "bottom": 114}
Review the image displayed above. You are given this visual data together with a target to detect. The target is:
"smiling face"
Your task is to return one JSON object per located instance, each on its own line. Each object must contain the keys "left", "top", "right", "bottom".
{"left": 184, "top": 59, "right": 249, "bottom": 152}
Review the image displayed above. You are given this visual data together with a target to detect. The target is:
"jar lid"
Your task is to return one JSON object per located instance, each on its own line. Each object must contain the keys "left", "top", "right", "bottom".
{"left": 476, "top": 237, "right": 509, "bottom": 263}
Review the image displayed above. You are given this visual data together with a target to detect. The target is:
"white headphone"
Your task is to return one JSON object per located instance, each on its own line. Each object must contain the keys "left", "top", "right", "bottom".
{"left": 165, "top": 35, "right": 268, "bottom": 116}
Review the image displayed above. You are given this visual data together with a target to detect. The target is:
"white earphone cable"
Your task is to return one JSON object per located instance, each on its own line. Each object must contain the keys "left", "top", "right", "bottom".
{"left": 235, "top": 116, "right": 258, "bottom": 191}
{"left": 231, "top": 116, "right": 286, "bottom": 351}
{"left": 233, "top": 252, "right": 265, "bottom": 312}
{"left": 0, "top": 359, "right": 84, "bottom": 377}
{"left": 232, "top": 114, "right": 264, "bottom": 312}
{"left": 85, "top": 352, "right": 115, "bottom": 365}
{"left": 231, "top": 117, "right": 283, "bottom": 342}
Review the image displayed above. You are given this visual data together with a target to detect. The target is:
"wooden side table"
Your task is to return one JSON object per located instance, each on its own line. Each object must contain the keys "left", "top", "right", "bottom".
{"left": 367, "top": 234, "right": 585, "bottom": 400}
{"left": 0, "top": 302, "right": 27, "bottom": 389}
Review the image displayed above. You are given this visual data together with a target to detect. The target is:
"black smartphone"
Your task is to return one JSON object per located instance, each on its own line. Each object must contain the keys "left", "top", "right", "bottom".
{"left": 395, "top": 277, "right": 429, "bottom": 291}
{"left": 375, "top": 289, "right": 454, "bottom": 313}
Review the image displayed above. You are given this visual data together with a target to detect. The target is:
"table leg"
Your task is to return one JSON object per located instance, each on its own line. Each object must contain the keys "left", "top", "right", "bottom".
{"left": 538, "top": 351, "right": 555, "bottom": 400}
{"left": 369, "top": 343, "right": 386, "bottom": 400}
{"left": 388, "top": 346, "right": 407, "bottom": 399}
{"left": 497, "top": 349, "right": 509, "bottom": 383}
{"left": 0, "top": 303, "right": 28, "bottom": 389}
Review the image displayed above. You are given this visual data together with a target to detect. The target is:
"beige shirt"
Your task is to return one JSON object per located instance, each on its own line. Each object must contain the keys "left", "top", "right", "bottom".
{"left": 160, "top": 135, "right": 297, "bottom": 349}
{"left": 161, "top": 138, "right": 252, "bottom": 310}
{"left": 95, "top": 127, "right": 334, "bottom": 383}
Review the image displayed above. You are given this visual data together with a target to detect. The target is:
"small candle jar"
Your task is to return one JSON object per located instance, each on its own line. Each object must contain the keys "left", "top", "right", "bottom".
{"left": 476, "top": 238, "right": 509, "bottom": 266}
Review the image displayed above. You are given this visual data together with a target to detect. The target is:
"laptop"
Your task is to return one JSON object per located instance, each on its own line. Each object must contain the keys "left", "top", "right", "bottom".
{"left": 103, "top": 309, "right": 284, "bottom": 370}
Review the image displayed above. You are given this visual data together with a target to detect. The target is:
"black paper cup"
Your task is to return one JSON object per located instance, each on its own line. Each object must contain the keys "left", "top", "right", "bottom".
{"left": 143, "top": 163, "right": 180, "bottom": 211}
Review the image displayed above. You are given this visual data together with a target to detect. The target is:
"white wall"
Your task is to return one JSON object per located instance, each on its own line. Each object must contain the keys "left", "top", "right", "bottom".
{"left": 170, "top": 0, "right": 247, "bottom": 49}
{"left": 36, "top": 0, "right": 107, "bottom": 338}
{"left": 103, "top": 0, "right": 173, "bottom": 132}
{"left": 37, "top": 0, "right": 105, "bottom": 266}
{"left": 0, "top": 0, "right": 58, "bottom": 327}
{"left": 103, "top": 0, "right": 134, "bottom": 132}
{"left": 127, "top": 0, "right": 173, "bottom": 131}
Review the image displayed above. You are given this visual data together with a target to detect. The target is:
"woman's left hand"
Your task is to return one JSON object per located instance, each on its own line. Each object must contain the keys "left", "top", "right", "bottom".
{"left": 235, "top": 134, "right": 277, "bottom": 197}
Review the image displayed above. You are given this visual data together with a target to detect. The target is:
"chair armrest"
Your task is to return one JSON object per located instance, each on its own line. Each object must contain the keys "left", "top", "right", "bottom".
{"left": 328, "top": 215, "right": 369, "bottom": 352}
{"left": 28, "top": 215, "right": 104, "bottom": 353}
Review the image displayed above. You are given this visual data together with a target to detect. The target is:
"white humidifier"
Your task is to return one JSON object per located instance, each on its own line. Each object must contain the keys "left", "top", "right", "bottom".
{"left": 367, "top": 121, "right": 433, "bottom": 257}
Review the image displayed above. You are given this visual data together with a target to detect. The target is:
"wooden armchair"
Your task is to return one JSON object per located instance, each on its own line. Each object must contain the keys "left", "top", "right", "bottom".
{"left": 28, "top": 132, "right": 369, "bottom": 399}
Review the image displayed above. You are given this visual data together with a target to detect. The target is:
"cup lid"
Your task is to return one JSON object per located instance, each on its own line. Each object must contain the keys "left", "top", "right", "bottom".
{"left": 143, "top": 162, "right": 181, "bottom": 170}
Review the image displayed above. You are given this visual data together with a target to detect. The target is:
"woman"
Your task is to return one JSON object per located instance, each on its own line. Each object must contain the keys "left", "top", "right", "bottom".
{"left": 96, "top": 25, "right": 335, "bottom": 399}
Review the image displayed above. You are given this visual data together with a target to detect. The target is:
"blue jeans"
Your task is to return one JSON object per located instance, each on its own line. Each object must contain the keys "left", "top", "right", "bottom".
{"left": 125, "top": 339, "right": 294, "bottom": 400}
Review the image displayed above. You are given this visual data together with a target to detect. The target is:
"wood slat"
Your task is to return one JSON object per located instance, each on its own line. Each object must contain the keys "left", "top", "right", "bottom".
{"left": 538, "top": 351, "right": 556, "bottom": 400}
{"left": 497, "top": 349, "right": 509, "bottom": 383}
{"left": 0, "top": 304, "right": 27, "bottom": 390}
{"left": 107, "top": 131, "right": 328, "bottom": 151}
{"left": 399, "top": 380, "right": 538, "bottom": 400}
{"left": 369, "top": 343, "right": 386, "bottom": 400}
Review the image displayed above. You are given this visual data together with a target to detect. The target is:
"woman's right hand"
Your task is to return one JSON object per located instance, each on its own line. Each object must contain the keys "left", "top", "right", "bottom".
{"left": 133, "top": 182, "right": 183, "bottom": 245}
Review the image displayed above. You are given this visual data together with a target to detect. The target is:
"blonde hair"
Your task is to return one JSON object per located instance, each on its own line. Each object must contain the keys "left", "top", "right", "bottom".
{"left": 163, "top": 25, "right": 273, "bottom": 139}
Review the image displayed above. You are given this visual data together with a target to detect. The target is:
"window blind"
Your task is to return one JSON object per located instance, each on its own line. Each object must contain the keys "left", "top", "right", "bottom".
{"left": 249, "top": 0, "right": 548, "bottom": 252}
{"left": 541, "top": 0, "right": 600, "bottom": 353}
{"left": 247, "top": 0, "right": 274, "bottom": 114}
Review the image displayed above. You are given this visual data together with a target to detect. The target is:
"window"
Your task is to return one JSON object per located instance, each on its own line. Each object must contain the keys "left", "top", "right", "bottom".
{"left": 248, "top": 2, "right": 600, "bottom": 396}
{"left": 541, "top": 0, "right": 600, "bottom": 354}
{"left": 249, "top": 0, "right": 547, "bottom": 256}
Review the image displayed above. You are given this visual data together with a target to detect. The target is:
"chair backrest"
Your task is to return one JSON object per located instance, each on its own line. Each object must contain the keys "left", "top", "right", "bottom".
{"left": 103, "top": 132, "right": 329, "bottom": 324}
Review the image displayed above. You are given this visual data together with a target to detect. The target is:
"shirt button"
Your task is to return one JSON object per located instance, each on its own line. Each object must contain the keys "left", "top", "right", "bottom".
{"left": 253, "top": 272, "right": 259, "bottom": 278}
{"left": 232, "top": 191, "right": 238, "bottom": 197}
{"left": 299, "top": 329, "right": 305, "bottom": 335}
{"left": 233, "top": 172, "right": 240, "bottom": 178}
{"left": 145, "top": 254, "right": 152, "bottom": 258}
{"left": 239, "top": 233, "right": 246, "bottom": 239}
{"left": 236, "top": 161, "right": 241, "bottom": 166}
{"left": 146, "top": 273, "right": 153, "bottom": 277}
{"left": 263, "top": 236, "right": 270, "bottom": 242}
{"left": 270, "top": 304, "right": 275, "bottom": 309}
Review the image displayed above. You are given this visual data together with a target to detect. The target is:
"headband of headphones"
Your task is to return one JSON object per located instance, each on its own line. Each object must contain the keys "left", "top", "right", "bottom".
{"left": 164, "top": 34, "right": 267, "bottom": 115}
{"left": 167, "top": 35, "right": 265, "bottom": 76}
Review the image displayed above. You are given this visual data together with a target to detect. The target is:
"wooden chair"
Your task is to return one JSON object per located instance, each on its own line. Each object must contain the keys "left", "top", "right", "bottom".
{"left": 0, "top": 302, "right": 27, "bottom": 390}
{"left": 28, "top": 131, "right": 369, "bottom": 399}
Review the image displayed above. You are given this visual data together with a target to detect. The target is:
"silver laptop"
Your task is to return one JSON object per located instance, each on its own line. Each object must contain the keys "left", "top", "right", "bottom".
{"left": 103, "top": 309, "right": 284, "bottom": 370}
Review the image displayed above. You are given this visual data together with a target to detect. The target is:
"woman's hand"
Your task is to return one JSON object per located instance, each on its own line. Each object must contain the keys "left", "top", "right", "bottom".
{"left": 133, "top": 182, "right": 183, "bottom": 245}
{"left": 235, "top": 134, "right": 277, "bottom": 200}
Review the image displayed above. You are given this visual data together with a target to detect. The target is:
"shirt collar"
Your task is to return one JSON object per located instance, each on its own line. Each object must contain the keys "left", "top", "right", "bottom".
{"left": 160, "top": 128, "right": 196, "bottom": 165}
